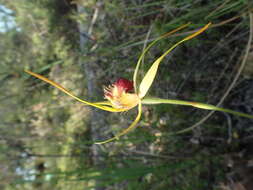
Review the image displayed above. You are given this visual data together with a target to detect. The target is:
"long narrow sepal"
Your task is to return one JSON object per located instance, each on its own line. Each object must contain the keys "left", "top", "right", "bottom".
{"left": 25, "top": 70, "right": 124, "bottom": 112}
{"left": 142, "top": 97, "right": 253, "bottom": 119}
{"left": 93, "top": 101, "right": 113, "bottom": 106}
{"left": 133, "top": 23, "right": 191, "bottom": 92}
{"left": 138, "top": 23, "right": 211, "bottom": 99}
{"left": 95, "top": 103, "right": 142, "bottom": 144}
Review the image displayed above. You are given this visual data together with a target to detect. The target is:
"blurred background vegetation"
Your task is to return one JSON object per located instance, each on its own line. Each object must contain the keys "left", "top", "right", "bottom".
{"left": 1, "top": 0, "right": 253, "bottom": 189}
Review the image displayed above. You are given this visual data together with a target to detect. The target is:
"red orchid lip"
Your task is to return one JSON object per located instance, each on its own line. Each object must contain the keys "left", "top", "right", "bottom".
{"left": 114, "top": 78, "right": 133, "bottom": 92}
{"left": 104, "top": 78, "right": 134, "bottom": 99}
{"left": 104, "top": 78, "right": 139, "bottom": 110}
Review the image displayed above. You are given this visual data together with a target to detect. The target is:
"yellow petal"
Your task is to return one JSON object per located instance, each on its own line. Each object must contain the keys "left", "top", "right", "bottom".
{"left": 107, "top": 92, "right": 140, "bottom": 110}
{"left": 138, "top": 23, "right": 211, "bottom": 99}
{"left": 95, "top": 103, "right": 142, "bottom": 144}
{"left": 24, "top": 70, "right": 124, "bottom": 112}
{"left": 133, "top": 23, "right": 191, "bottom": 92}
{"left": 118, "top": 93, "right": 140, "bottom": 109}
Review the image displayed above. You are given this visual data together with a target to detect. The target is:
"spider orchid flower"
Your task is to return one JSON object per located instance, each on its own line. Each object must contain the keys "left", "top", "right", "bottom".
{"left": 25, "top": 22, "right": 253, "bottom": 144}
{"left": 103, "top": 78, "right": 139, "bottom": 110}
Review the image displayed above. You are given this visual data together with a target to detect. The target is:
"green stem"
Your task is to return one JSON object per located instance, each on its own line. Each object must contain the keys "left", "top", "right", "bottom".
{"left": 142, "top": 97, "right": 253, "bottom": 119}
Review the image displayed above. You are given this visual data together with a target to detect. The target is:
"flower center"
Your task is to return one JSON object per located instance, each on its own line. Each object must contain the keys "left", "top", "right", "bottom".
{"left": 104, "top": 78, "right": 139, "bottom": 109}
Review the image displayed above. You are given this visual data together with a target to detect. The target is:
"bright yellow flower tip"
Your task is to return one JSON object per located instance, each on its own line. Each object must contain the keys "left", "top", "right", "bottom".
{"left": 25, "top": 22, "right": 212, "bottom": 144}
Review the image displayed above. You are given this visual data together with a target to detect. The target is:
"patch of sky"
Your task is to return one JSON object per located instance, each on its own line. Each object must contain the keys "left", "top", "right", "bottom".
{"left": 0, "top": 4, "right": 19, "bottom": 32}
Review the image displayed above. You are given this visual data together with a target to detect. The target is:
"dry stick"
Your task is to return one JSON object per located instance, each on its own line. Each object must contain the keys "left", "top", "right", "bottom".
{"left": 88, "top": 4, "right": 99, "bottom": 35}
{"left": 207, "top": 22, "right": 243, "bottom": 99}
{"left": 171, "top": 15, "right": 241, "bottom": 38}
{"left": 125, "top": 150, "right": 181, "bottom": 159}
{"left": 176, "top": 13, "right": 253, "bottom": 134}
{"left": 205, "top": 0, "right": 232, "bottom": 19}
{"left": 209, "top": 49, "right": 238, "bottom": 100}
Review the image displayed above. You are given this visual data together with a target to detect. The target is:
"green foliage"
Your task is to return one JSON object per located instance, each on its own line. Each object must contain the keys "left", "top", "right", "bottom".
{"left": 1, "top": 0, "right": 253, "bottom": 189}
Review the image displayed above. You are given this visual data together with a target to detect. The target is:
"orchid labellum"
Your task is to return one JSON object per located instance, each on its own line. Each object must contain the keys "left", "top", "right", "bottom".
{"left": 25, "top": 22, "right": 253, "bottom": 144}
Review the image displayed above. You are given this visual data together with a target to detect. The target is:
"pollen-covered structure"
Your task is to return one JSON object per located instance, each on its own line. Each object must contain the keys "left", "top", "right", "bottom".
{"left": 104, "top": 78, "right": 140, "bottom": 110}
